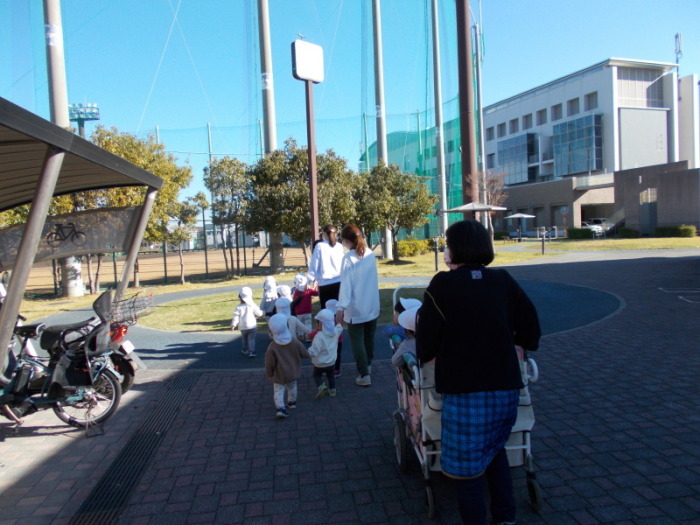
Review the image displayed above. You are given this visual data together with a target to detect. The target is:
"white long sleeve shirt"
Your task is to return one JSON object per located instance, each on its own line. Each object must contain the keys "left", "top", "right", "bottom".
{"left": 232, "top": 303, "right": 263, "bottom": 330}
{"left": 336, "top": 250, "right": 380, "bottom": 324}
{"left": 307, "top": 241, "right": 345, "bottom": 286}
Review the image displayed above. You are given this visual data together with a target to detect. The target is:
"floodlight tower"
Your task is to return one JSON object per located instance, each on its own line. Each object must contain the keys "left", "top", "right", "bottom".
{"left": 68, "top": 103, "right": 100, "bottom": 138}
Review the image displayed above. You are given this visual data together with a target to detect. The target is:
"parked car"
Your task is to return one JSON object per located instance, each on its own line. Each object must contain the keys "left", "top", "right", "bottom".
{"left": 581, "top": 221, "right": 603, "bottom": 237}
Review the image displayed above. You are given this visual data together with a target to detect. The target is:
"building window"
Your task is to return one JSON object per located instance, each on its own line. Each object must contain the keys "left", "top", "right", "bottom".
{"left": 497, "top": 123, "right": 506, "bottom": 138}
{"left": 567, "top": 98, "right": 580, "bottom": 116}
{"left": 551, "top": 104, "right": 562, "bottom": 121}
{"left": 536, "top": 109, "right": 547, "bottom": 125}
{"left": 522, "top": 114, "right": 533, "bottom": 130}
{"left": 424, "top": 148, "right": 430, "bottom": 159}
{"left": 552, "top": 114, "right": 603, "bottom": 177}
{"left": 497, "top": 133, "right": 539, "bottom": 185}
{"left": 584, "top": 91, "right": 598, "bottom": 111}
{"left": 486, "top": 127, "right": 494, "bottom": 141}
{"left": 447, "top": 140, "right": 454, "bottom": 152}
{"left": 486, "top": 153, "right": 495, "bottom": 169}
{"left": 509, "top": 118, "right": 519, "bottom": 134}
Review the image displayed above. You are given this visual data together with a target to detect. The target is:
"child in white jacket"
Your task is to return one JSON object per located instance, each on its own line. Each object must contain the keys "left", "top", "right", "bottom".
{"left": 232, "top": 287, "right": 264, "bottom": 357}
{"left": 308, "top": 309, "right": 343, "bottom": 398}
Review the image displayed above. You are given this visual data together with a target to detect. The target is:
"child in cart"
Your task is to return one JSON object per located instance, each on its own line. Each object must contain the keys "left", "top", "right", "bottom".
{"left": 385, "top": 297, "right": 422, "bottom": 350}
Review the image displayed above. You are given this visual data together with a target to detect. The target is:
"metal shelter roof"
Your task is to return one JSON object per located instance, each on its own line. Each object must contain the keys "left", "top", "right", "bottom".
{"left": 0, "top": 97, "right": 162, "bottom": 212}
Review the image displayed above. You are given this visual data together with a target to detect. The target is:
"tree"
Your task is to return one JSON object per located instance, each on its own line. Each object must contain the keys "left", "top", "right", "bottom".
{"left": 355, "top": 163, "right": 438, "bottom": 262}
{"left": 204, "top": 157, "right": 251, "bottom": 277}
{"left": 167, "top": 200, "right": 198, "bottom": 285}
{"left": 91, "top": 126, "right": 192, "bottom": 286}
{"left": 247, "top": 139, "right": 356, "bottom": 265}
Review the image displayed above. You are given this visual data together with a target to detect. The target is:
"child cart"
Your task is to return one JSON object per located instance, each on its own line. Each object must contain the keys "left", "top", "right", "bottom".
{"left": 391, "top": 286, "right": 543, "bottom": 518}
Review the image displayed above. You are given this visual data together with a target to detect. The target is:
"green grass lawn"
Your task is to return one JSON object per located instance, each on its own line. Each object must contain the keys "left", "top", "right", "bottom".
{"left": 17, "top": 237, "right": 699, "bottom": 329}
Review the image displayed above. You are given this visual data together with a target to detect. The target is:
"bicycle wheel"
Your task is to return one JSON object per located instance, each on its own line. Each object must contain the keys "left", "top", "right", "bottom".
{"left": 46, "top": 232, "right": 61, "bottom": 248}
{"left": 53, "top": 369, "right": 122, "bottom": 427}
{"left": 72, "top": 231, "right": 87, "bottom": 246}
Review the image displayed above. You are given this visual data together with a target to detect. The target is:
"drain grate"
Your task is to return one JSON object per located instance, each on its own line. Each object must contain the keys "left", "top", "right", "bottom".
{"left": 69, "top": 372, "right": 200, "bottom": 525}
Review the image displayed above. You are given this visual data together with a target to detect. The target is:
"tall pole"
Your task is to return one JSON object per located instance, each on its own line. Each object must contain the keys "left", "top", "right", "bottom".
{"left": 456, "top": 0, "right": 479, "bottom": 208}
{"left": 305, "top": 80, "right": 320, "bottom": 242}
{"left": 431, "top": 0, "right": 448, "bottom": 236}
{"left": 372, "top": 0, "right": 393, "bottom": 259}
{"left": 207, "top": 123, "right": 217, "bottom": 250}
{"left": 44, "top": 0, "right": 69, "bottom": 128}
{"left": 257, "top": 0, "right": 283, "bottom": 271}
{"left": 45, "top": 0, "right": 84, "bottom": 297}
{"left": 258, "top": 0, "right": 277, "bottom": 154}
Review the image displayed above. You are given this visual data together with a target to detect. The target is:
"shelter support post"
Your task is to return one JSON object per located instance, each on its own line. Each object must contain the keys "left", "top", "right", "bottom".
{"left": 0, "top": 147, "right": 65, "bottom": 382}
{"left": 114, "top": 187, "right": 158, "bottom": 302}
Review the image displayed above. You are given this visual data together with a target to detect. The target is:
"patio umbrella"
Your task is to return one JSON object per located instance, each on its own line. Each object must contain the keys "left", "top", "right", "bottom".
{"left": 504, "top": 213, "right": 535, "bottom": 219}
{"left": 445, "top": 202, "right": 507, "bottom": 213}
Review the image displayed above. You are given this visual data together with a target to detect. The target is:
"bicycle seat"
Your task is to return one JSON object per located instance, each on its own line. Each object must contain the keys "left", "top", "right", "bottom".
{"left": 15, "top": 322, "right": 45, "bottom": 339}
{"left": 40, "top": 319, "right": 95, "bottom": 351}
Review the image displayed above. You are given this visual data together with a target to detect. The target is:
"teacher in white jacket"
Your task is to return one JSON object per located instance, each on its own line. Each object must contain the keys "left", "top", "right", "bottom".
{"left": 307, "top": 224, "right": 344, "bottom": 308}
{"left": 335, "top": 224, "right": 380, "bottom": 387}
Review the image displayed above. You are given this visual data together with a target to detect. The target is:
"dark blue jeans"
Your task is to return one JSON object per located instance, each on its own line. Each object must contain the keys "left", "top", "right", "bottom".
{"left": 454, "top": 448, "right": 515, "bottom": 525}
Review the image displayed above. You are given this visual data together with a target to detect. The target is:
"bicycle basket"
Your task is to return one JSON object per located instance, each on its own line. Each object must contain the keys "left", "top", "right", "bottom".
{"left": 112, "top": 293, "right": 154, "bottom": 324}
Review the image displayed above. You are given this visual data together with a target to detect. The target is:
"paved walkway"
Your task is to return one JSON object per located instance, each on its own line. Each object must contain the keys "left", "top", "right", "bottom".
{"left": 1, "top": 249, "right": 699, "bottom": 524}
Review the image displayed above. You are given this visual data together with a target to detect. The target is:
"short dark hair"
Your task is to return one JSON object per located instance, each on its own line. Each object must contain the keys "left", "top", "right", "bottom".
{"left": 445, "top": 220, "right": 494, "bottom": 266}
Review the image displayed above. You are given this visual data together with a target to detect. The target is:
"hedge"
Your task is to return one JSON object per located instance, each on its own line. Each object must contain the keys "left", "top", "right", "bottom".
{"left": 396, "top": 239, "right": 431, "bottom": 257}
{"left": 654, "top": 225, "right": 697, "bottom": 238}
{"left": 567, "top": 228, "right": 596, "bottom": 240}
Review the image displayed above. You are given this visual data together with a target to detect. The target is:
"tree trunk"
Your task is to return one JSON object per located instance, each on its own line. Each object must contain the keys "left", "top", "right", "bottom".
{"left": 133, "top": 258, "right": 140, "bottom": 288}
{"left": 220, "top": 229, "right": 230, "bottom": 277}
{"left": 95, "top": 254, "right": 104, "bottom": 293}
{"left": 234, "top": 223, "right": 241, "bottom": 277}
{"left": 86, "top": 254, "right": 95, "bottom": 294}
{"left": 227, "top": 227, "right": 235, "bottom": 277}
{"left": 178, "top": 245, "right": 186, "bottom": 285}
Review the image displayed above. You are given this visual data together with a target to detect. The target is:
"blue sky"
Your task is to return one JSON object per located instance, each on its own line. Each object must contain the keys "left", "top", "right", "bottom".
{"left": 2, "top": 0, "right": 699, "bottom": 200}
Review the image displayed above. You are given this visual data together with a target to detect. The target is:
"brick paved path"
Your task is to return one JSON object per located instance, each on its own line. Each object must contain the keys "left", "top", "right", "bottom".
{"left": 1, "top": 249, "right": 699, "bottom": 524}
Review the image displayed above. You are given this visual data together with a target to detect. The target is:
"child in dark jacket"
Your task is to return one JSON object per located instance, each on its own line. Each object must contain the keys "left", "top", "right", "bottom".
{"left": 264, "top": 313, "right": 310, "bottom": 418}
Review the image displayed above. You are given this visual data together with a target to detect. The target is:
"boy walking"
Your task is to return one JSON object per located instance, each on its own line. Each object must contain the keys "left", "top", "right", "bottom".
{"left": 264, "top": 313, "right": 310, "bottom": 418}
{"left": 308, "top": 309, "right": 343, "bottom": 399}
{"left": 232, "top": 286, "right": 263, "bottom": 357}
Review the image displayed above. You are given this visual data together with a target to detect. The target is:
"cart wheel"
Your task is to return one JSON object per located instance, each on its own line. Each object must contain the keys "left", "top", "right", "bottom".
{"left": 425, "top": 484, "right": 436, "bottom": 519}
{"left": 527, "top": 476, "right": 542, "bottom": 513}
{"left": 393, "top": 412, "right": 409, "bottom": 472}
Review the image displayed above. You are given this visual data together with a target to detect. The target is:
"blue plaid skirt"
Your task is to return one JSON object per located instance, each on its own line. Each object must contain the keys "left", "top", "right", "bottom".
{"left": 441, "top": 390, "right": 519, "bottom": 478}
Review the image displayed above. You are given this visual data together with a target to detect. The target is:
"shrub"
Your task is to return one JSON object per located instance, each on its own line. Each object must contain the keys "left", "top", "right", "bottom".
{"left": 567, "top": 228, "right": 595, "bottom": 240}
{"left": 654, "top": 225, "right": 697, "bottom": 238}
{"left": 397, "top": 239, "right": 430, "bottom": 257}
{"left": 617, "top": 227, "right": 639, "bottom": 238}
{"left": 428, "top": 237, "right": 446, "bottom": 251}
{"left": 493, "top": 231, "right": 510, "bottom": 240}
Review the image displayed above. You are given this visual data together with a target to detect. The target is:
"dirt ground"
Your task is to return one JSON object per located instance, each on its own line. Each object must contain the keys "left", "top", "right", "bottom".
{"left": 24, "top": 247, "right": 309, "bottom": 295}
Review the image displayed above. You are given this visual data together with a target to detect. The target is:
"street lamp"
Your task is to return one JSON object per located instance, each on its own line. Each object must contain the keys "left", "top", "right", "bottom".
{"left": 68, "top": 103, "right": 100, "bottom": 138}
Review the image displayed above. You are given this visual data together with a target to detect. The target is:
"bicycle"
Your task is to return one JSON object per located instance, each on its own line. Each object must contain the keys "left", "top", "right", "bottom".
{"left": 46, "top": 222, "right": 87, "bottom": 248}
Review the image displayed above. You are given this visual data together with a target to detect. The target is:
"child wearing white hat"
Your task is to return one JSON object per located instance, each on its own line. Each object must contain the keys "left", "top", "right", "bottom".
{"left": 308, "top": 309, "right": 343, "bottom": 399}
{"left": 264, "top": 313, "right": 310, "bottom": 418}
{"left": 291, "top": 273, "right": 318, "bottom": 334}
{"left": 232, "top": 287, "right": 264, "bottom": 357}
{"left": 275, "top": 296, "right": 310, "bottom": 340}
{"left": 260, "top": 276, "right": 279, "bottom": 318}
{"left": 384, "top": 297, "right": 422, "bottom": 349}
{"left": 390, "top": 306, "right": 420, "bottom": 369}
{"left": 325, "top": 299, "right": 344, "bottom": 377}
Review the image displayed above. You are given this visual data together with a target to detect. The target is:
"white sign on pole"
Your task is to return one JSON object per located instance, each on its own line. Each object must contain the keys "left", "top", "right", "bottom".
{"left": 291, "top": 40, "right": 324, "bottom": 83}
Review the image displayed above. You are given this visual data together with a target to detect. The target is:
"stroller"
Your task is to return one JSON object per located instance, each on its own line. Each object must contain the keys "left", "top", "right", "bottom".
{"left": 391, "top": 286, "right": 542, "bottom": 518}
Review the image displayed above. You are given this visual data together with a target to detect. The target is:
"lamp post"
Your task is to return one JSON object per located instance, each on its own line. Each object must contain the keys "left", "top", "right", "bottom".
{"left": 68, "top": 103, "right": 100, "bottom": 138}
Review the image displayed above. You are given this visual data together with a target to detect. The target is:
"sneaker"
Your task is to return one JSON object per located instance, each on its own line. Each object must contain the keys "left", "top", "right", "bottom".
{"left": 315, "top": 384, "right": 329, "bottom": 400}
{"left": 240, "top": 349, "right": 249, "bottom": 356}
{"left": 355, "top": 375, "right": 371, "bottom": 387}
{"left": 329, "top": 388, "right": 336, "bottom": 397}
{"left": 334, "top": 369, "right": 342, "bottom": 377}
{"left": 276, "top": 407, "right": 288, "bottom": 418}
{"left": 286, "top": 401, "right": 297, "bottom": 409}
{"left": 248, "top": 353, "right": 256, "bottom": 358}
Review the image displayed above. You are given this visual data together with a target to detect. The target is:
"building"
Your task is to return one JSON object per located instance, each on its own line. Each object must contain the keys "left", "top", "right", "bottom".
{"left": 366, "top": 58, "right": 700, "bottom": 237}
